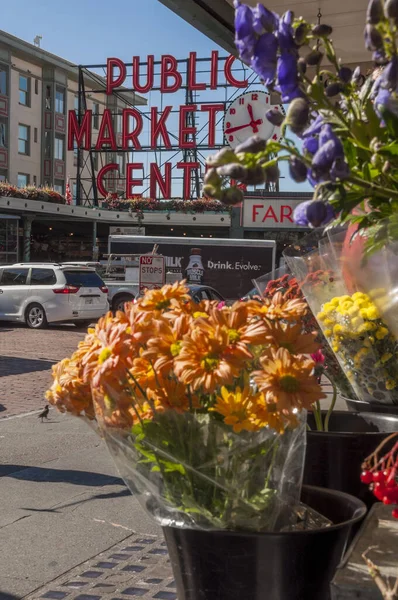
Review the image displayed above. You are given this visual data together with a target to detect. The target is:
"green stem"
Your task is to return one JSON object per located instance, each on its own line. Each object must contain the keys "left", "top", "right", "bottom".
{"left": 348, "top": 176, "right": 398, "bottom": 200}
{"left": 324, "top": 378, "right": 337, "bottom": 433}
{"left": 312, "top": 400, "right": 324, "bottom": 432}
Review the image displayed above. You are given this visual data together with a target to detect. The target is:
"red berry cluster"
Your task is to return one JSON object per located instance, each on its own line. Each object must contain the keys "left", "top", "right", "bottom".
{"left": 361, "top": 433, "right": 398, "bottom": 519}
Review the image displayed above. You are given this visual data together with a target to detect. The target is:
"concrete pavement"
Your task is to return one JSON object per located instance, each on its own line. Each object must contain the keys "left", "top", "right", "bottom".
{"left": 0, "top": 411, "right": 162, "bottom": 599}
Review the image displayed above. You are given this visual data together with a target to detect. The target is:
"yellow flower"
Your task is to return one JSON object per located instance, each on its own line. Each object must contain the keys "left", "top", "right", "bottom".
{"left": 324, "top": 329, "right": 333, "bottom": 337}
{"left": 376, "top": 327, "right": 389, "bottom": 340}
{"left": 324, "top": 318, "right": 334, "bottom": 327}
{"left": 323, "top": 302, "right": 335, "bottom": 314}
{"left": 332, "top": 344, "right": 340, "bottom": 353}
{"left": 386, "top": 379, "right": 396, "bottom": 390}
{"left": 317, "top": 311, "right": 326, "bottom": 321}
{"left": 352, "top": 292, "right": 368, "bottom": 301}
{"left": 347, "top": 305, "right": 360, "bottom": 317}
{"left": 366, "top": 306, "right": 380, "bottom": 320}
{"left": 330, "top": 298, "right": 340, "bottom": 307}
{"left": 333, "top": 324, "right": 345, "bottom": 335}
{"left": 340, "top": 300, "right": 353, "bottom": 312}
{"left": 381, "top": 352, "right": 393, "bottom": 364}
{"left": 338, "top": 295, "right": 352, "bottom": 304}
{"left": 211, "top": 386, "right": 261, "bottom": 433}
{"left": 350, "top": 316, "right": 362, "bottom": 330}
{"left": 359, "top": 322, "right": 377, "bottom": 334}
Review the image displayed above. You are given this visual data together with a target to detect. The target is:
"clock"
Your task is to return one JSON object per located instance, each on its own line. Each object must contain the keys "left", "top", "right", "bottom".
{"left": 223, "top": 90, "right": 285, "bottom": 149}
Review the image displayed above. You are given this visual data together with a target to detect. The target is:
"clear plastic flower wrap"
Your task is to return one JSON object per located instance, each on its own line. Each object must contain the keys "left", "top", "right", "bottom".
{"left": 47, "top": 282, "right": 327, "bottom": 533}
{"left": 94, "top": 388, "right": 307, "bottom": 532}
{"left": 285, "top": 242, "right": 398, "bottom": 406}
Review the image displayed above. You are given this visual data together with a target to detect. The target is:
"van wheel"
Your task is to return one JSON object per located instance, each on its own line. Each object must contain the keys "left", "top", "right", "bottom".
{"left": 25, "top": 303, "right": 48, "bottom": 329}
{"left": 113, "top": 294, "right": 134, "bottom": 313}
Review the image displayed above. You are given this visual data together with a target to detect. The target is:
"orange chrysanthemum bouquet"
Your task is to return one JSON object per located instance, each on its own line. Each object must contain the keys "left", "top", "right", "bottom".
{"left": 47, "top": 281, "right": 325, "bottom": 532}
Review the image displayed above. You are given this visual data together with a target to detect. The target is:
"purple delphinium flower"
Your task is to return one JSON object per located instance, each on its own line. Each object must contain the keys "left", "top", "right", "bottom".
{"left": 307, "top": 201, "right": 335, "bottom": 227}
{"left": 252, "top": 32, "right": 278, "bottom": 83}
{"left": 302, "top": 114, "right": 324, "bottom": 138}
{"left": 277, "top": 10, "right": 296, "bottom": 52}
{"left": 253, "top": 4, "right": 279, "bottom": 34}
{"left": 311, "top": 138, "right": 344, "bottom": 180}
{"left": 277, "top": 53, "right": 302, "bottom": 102}
{"left": 234, "top": 1, "right": 256, "bottom": 63}
{"left": 303, "top": 136, "right": 319, "bottom": 154}
{"left": 330, "top": 157, "right": 350, "bottom": 180}
{"left": 293, "top": 200, "right": 312, "bottom": 226}
{"left": 293, "top": 200, "right": 335, "bottom": 228}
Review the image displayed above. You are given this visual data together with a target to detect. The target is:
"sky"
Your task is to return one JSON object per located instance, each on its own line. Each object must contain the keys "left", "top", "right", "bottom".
{"left": 0, "top": 0, "right": 311, "bottom": 194}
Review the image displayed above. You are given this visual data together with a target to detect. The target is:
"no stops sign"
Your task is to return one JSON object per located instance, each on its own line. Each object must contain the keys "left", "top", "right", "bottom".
{"left": 139, "top": 255, "right": 166, "bottom": 293}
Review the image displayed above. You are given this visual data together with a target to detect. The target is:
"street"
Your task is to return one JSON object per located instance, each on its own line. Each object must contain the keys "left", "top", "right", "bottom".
{"left": 0, "top": 324, "right": 169, "bottom": 600}
{"left": 0, "top": 324, "right": 85, "bottom": 419}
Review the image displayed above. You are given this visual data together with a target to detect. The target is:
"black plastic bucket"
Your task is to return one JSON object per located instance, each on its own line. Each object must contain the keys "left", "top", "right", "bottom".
{"left": 163, "top": 485, "right": 366, "bottom": 600}
{"left": 304, "top": 411, "right": 398, "bottom": 507}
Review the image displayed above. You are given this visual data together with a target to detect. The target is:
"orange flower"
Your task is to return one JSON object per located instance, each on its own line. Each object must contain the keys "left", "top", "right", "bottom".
{"left": 263, "top": 321, "right": 319, "bottom": 356}
{"left": 46, "top": 356, "right": 95, "bottom": 419}
{"left": 129, "top": 354, "right": 157, "bottom": 391}
{"left": 174, "top": 326, "right": 241, "bottom": 392}
{"left": 139, "top": 281, "right": 190, "bottom": 313}
{"left": 211, "top": 386, "right": 262, "bottom": 432}
{"left": 143, "top": 314, "right": 191, "bottom": 375}
{"left": 253, "top": 348, "right": 326, "bottom": 414}
{"left": 148, "top": 378, "right": 199, "bottom": 413}
{"left": 247, "top": 292, "right": 308, "bottom": 322}
{"left": 209, "top": 301, "right": 268, "bottom": 350}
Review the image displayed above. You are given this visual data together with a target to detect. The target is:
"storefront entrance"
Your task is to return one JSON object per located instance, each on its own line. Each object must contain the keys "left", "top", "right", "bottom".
{"left": 0, "top": 214, "right": 19, "bottom": 264}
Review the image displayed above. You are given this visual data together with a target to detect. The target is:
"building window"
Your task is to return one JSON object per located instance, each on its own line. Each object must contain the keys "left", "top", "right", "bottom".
{"left": 54, "top": 180, "right": 64, "bottom": 195}
{"left": 17, "top": 173, "right": 29, "bottom": 188}
{"left": 92, "top": 152, "right": 98, "bottom": 171}
{"left": 54, "top": 136, "right": 64, "bottom": 161}
{"left": 93, "top": 103, "right": 99, "bottom": 129}
{"left": 34, "top": 127, "right": 38, "bottom": 143}
{"left": 72, "top": 181, "right": 77, "bottom": 202}
{"left": 0, "top": 169, "right": 7, "bottom": 181}
{"left": 0, "top": 65, "right": 8, "bottom": 95}
{"left": 116, "top": 154, "right": 124, "bottom": 175}
{"left": 45, "top": 85, "right": 51, "bottom": 109}
{"left": 19, "top": 75, "right": 30, "bottom": 106}
{"left": 18, "top": 124, "right": 30, "bottom": 155}
{"left": 55, "top": 86, "right": 65, "bottom": 114}
{"left": 35, "top": 78, "right": 39, "bottom": 95}
{"left": 0, "top": 118, "right": 7, "bottom": 148}
{"left": 116, "top": 114, "right": 122, "bottom": 134}
{"left": 33, "top": 175, "right": 37, "bottom": 185}
{"left": 74, "top": 95, "right": 79, "bottom": 114}
{"left": 44, "top": 131, "right": 51, "bottom": 158}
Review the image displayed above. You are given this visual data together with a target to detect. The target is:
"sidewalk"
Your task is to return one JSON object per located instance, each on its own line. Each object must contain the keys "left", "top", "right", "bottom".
{"left": 24, "top": 533, "right": 175, "bottom": 600}
{"left": 0, "top": 412, "right": 163, "bottom": 599}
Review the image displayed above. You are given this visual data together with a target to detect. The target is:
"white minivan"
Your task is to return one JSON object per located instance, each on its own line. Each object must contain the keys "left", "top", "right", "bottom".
{"left": 0, "top": 263, "right": 109, "bottom": 328}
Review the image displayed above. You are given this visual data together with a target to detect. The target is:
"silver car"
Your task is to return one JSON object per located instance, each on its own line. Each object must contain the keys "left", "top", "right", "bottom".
{"left": 0, "top": 263, "right": 109, "bottom": 329}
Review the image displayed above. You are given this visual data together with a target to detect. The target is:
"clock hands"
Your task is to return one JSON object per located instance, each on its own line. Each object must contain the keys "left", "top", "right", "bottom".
{"left": 225, "top": 104, "right": 263, "bottom": 136}
{"left": 247, "top": 103, "right": 262, "bottom": 133}
{"left": 225, "top": 122, "right": 255, "bottom": 134}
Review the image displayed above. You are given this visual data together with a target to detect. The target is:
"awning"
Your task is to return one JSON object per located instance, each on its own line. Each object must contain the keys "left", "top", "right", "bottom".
{"left": 159, "top": 0, "right": 372, "bottom": 70}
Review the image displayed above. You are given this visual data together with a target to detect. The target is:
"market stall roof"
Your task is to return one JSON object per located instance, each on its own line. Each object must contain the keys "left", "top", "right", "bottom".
{"left": 159, "top": 0, "right": 372, "bottom": 70}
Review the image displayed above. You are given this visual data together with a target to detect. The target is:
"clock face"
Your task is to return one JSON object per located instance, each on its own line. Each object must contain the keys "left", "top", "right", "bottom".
{"left": 223, "top": 91, "right": 285, "bottom": 149}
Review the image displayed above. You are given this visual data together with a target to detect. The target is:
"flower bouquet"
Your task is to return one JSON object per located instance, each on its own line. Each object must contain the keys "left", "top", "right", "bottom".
{"left": 47, "top": 283, "right": 370, "bottom": 599}
{"left": 47, "top": 282, "right": 324, "bottom": 532}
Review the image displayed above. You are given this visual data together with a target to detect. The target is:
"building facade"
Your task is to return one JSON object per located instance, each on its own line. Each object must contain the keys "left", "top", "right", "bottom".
{"left": 0, "top": 30, "right": 145, "bottom": 200}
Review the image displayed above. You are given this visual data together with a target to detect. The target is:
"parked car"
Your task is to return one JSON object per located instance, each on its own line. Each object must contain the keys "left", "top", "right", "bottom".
{"left": 0, "top": 263, "right": 109, "bottom": 329}
{"left": 187, "top": 285, "right": 225, "bottom": 303}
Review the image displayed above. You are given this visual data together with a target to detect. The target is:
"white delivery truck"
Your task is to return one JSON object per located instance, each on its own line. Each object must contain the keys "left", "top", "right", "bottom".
{"left": 106, "top": 235, "right": 276, "bottom": 308}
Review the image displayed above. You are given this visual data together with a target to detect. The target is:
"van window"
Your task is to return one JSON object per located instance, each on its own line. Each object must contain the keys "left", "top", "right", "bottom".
{"left": 1, "top": 268, "right": 29, "bottom": 285}
{"left": 63, "top": 270, "right": 104, "bottom": 287}
{"left": 31, "top": 268, "right": 57, "bottom": 285}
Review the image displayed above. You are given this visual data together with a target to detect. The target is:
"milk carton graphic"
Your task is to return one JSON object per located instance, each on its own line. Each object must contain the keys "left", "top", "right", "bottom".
{"left": 185, "top": 248, "right": 205, "bottom": 284}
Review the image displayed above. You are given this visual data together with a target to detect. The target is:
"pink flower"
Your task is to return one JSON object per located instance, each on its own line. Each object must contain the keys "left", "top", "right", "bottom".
{"left": 311, "top": 349, "right": 325, "bottom": 364}
{"left": 217, "top": 301, "right": 226, "bottom": 310}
